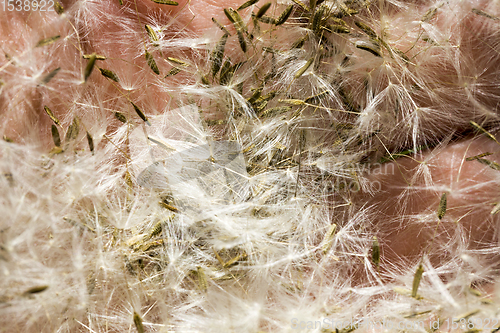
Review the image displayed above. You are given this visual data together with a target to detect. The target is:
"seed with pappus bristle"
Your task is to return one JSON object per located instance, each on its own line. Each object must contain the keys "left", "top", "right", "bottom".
{"left": 98, "top": 68, "right": 119, "bottom": 82}
{"left": 372, "top": 236, "right": 380, "bottom": 268}
{"left": 197, "top": 266, "right": 208, "bottom": 291}
{"left": 355, "top": 21, "right": 377, "bottom": 38}
{"left": 65, "top": 117, "right": 80, "bottom": 144}
{"left": 131, "top": 102, "right": 151, "bottom": 126}
{"left": 151, "top": 0, "right": 178, "bottom": 5}
{"left": 472, "top": 8, "right": 499, "bottom": 20}
{"left": 256, "top": 3, "right": 271, "bottom": 18}
{"left": 84, "top": 53, "right": 96, "bottom": 82}
{"left": 491, "top": 203, "right": 500, "bottom": 215}
{"left": 133, "top": 312, "right": 144, "bottom": 333}
{"left": 145, "top": 25, "right": 159, "bottom": 43}
{"left": 295, "top": 57, "right": 314, "bottom": 78}
{"left": 321, "top": 223, "right": 337, "bottom": 254}
{"left": 437, "top": 192, "right": 447, "bottom": 220}
{"left": 469, "top": 121, "right": 500, "bottom": 145}
{"left": 422, "top": 7, "right": 438, "bottom": 22}
{"left": 238, "top": 0, "right": 259, "bottom": 11}
{"left": 36, "top": 35, "right": 60, "bottom": 47}
{"left": 275, "top": 5, "right": 293, "bottom": 25}
{"left": 211, "top": 34, "right": 228, "bottom": 78}
{"left": 51, "top": 125, "right": 61, "bottom": 147}
{"left": 476, "top": 158, "right": 500, "bottom": 171}
{"left": 44, "top": 106, "right": 61, "bottom": 126}
{"left": 86, "top": 131, "right": 94, "bottom": 154}
{"left": 212, "top": 18, "right": 231, "bottom": 35}
{"left": 40, "top": 67, "right": 61, "bottom": 85}
{"left": 412, "top": 263, "right": 424, "bottom": 298}
{"left": 145, "top": 49, "right": 160, "bottom": 75}
{"left": 356, "top": 40, "right": 381, "bottom": 57}
{"left": 465, "top": 152, "right": 493, "bottom": 161}
{"left": 114, "top": 112, "right": 127, "bottom": 123}
{"left": 292, "top": 0, "right": 309, "bottom": 12}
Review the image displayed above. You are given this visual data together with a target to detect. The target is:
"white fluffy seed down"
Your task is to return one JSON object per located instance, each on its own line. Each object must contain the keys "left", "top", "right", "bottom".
{"left": 1, "top": 0, "right": 500, "bottom": 332}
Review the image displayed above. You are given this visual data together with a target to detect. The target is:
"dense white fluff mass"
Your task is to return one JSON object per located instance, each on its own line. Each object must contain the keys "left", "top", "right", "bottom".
{"left": 1, "top": 0, "right": 500, "bottom": 332}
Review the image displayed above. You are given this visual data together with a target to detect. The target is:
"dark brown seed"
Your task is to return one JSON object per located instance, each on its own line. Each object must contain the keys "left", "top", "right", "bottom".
{"left": 131, "top": 102, "right": 151, "bottom": 126}
{"left": 145, "top": 49, "right": 160, "bottom": 75}
{"left": 51, "top": 124, "right": 61, "bottom": 147}
{"left": 86, "top": 131, "right": 94, "bottom": 154}
{"left": 114, "top": 112, "right": 127, "bottom": 123}
{"left": 256, "top": 2, "right": 271, "bottom": 18}
{"left": 99, "top": 68, "right": 120, "bottom": 82}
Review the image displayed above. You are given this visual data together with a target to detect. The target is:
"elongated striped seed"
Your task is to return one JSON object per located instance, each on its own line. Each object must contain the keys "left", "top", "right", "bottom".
{"left": 356, "top": 40, "right": 381, "bottom": 57}
{"left": 145, "top": 49, "right": 160, "bottom": 75}
{"left": 65, "top": 117, "right": 80, "bottom": 143}
{"left": 321, "top": 223, "right": 337, "bottom": 254}
{"left": 145, "top": 24, "right": 159, "bottom": 43}
{"left": 41, "top": 67, "right": 61, "bottom": 85}
{"left": 211, "top": 33, "right": 229, "bottom": 77}
{"left": 86, "top": 131, "right": 94, "bottom": 154}
{"left": 256, "top": 2, "right": 271, "bottom": 18}
{"left": 323, "top": 25, "right": 350, "bottom": 33}
{"left": 151, "top": 0, "right": 178, "bottom": 5}
{"left": 36, "top": 35, "right": 60, "bottom": 47}
{"left": 470, "top": 121, "right": 500, "bottom": 144}
{"left": 437, "top": 192, "right": 447, "bottom": 220}
{"left": 372, "top": 236, "right": 380, "bottom": 267}
{"left": 311, "top": 5, "right": 326, "bottom": 33}
{"left": 167, "top": 57, "right": 189, "bottom": 66}
{"left": 197, "top": 266, "right": 208, "bottom": 291}
{"left": 133, "top": 312, "right": 144, "bottom": 333}
{"left": 355, "top": 21, "right": 377, "bottom": 38}
{"left": 99, "top": 68, "right": 119, "bottom": 82}
{"left": 114, "top": 112, "right": 127, "bottom": 123}
{"left": 224, "top": 8, "right": 248, "bottom": 52}
{"left": 165, "top": 67, "right": 182, "bottom": 77}
{"left": 84, "top": 53, "right": 96, "bottom": 82}
{"left": 491, "top": 203, "right": 500, "bottom": 215}
{"left": 131, "top": 102, "right": 151, "bottom": 126}
{"left": 260, "top": 106, "right": 292, "bottom": 118}
{"left": 275, "top": 4, "right": 293, "bottom": 25}
{"left": 422, "top": 7, "right": 438, "bottom": 22}
{"left": 304, "top": 90, "right": 328, "bottom": 103}
{"left": 44, "top": 106, "right": 61, "bottom": 126}
{"left": 476, "top": 158, "right": 500, "bottom": 171}
{"left": 412, "top": 263, "right": 424, "bottom": 298}
{"left": 295, "top": 57, "right": 314, "bottom": 78}
{"left": 258, "top": 15, "right": 276, "bottom": 24}
{"left": 159, "top": 201, "right": 179, "bottom": 212}
{"left": 211, "top": 18, "right": 231, "bottom": 35}
{"left": 465, "top": 152, "right": 493, "bottom": 161}
{"left": 51, "top": 124, "right": 61, "bottom": 147}
{"left": 472, "top": 8, "right": 499, "bottom": 20}
{"left": 238, "top": 0, "right": 259, "bottom": 10}
{"left": 292, "top": 0, "right": 309, "bottom": 11}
